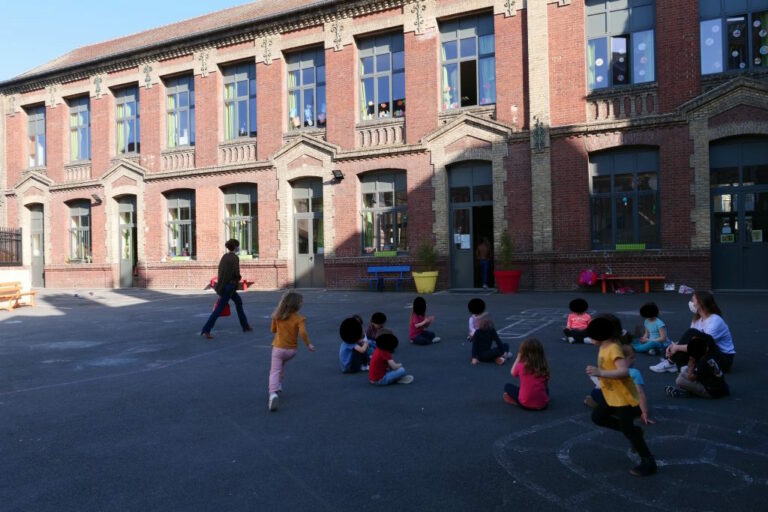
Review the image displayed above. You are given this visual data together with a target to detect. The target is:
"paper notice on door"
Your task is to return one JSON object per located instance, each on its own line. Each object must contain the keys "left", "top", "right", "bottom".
{"left": 460, "top": 234, "right": 471, "bottom": 249}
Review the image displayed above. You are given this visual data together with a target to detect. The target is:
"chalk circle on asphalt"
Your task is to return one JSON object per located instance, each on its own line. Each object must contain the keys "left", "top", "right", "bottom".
{"left": 494, "top": 405, "right": 767, "bottom": 511}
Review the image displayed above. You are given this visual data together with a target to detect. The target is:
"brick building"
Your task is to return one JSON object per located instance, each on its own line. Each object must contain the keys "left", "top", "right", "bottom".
{"left": 1, "top": 0, "right": 767, "bottom": 291}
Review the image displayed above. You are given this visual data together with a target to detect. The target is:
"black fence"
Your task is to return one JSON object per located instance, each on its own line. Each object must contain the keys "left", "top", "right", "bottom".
{"left": 0, "top": 227, "right": 22, "bottom": 266}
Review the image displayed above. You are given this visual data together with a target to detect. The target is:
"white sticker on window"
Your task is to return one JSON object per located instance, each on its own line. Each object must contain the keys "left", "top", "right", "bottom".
{"left": 706, "top": 38, "right": 714, "bottom": 46}
{"left": 595, "top": 58, "right": 604, "bottom": 67}
{"left": 733, "top": 29, "right": 741, "bottom": 38}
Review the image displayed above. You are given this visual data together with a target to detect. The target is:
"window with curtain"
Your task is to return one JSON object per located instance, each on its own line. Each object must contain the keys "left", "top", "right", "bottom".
{"left": 440, "top": 14, "right": 496, "bottom": 110}
{"left": 590, "top": 148, "right": 660, "bottom": 250}
{"left": 223, "top": 185, "right": 258, "bottom": 257}
{"left": 586, "top": 0, "right": 656, "bottom": 89}
{"left": 166, "top": 191, "right": 195, "bottom": 258}
{"left": 165, "top": 76, "right": 195, "bottom": 148}
{"left": 286, "top": 48, "right": 326, "bottom": 130}
{"left": 359, "top": 33, "right": 405, "bottom": 121}
{"left": 26, "top": 105, "right": 46, "bottom": 168}
{"left": 115, "top": 87, "right": 140, "bottom": 154}
{"left": 223, "top": 63, "right": 257, "bottom": 139}
{"left": 68, "top": 97, "right": 90, "bottom": 162}
{"left": 360, "top": 172, "right": 407, "bottom": 253}
{"left": 700, "top": 0, "right": 768, "bottom": 74}
{"left": 68, "top": 201, "right": 91, "bottom": 262}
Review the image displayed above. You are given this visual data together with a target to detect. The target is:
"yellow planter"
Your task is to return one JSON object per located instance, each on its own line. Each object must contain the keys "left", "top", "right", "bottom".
{"left": 412, "top": 271, "right": 439, "bottom": 294}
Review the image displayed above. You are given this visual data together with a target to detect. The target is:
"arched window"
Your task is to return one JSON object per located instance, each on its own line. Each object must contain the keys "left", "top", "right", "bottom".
{"left": 165, "top": 190, "right": 195, "bottom": 258}
{"left": 68, "top": 200, "right": 91, "bottom": 262}
{"left": 223, "top": 185, "right": 258, "bottom": 257}
{"left": 589, "top": 148, "right": 660, "bottom": 250}
{"left": 360, "top": 172, "right": 407, "bottom": 254}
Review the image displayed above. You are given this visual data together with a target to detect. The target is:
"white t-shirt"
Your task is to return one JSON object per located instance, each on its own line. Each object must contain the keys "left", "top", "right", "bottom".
{"left": 692, "top": 314, "right": 735, "bottom": 355}
{"left": 468, "top": 315, "right": 478, "bottom": 337}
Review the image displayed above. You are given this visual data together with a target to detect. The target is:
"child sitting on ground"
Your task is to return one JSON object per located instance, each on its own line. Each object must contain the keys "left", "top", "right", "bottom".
{"left": 409, "top": 296, "right": 441, "bottom": 345}
{"left": 666, "top": 333, "right": 729, "bottom": 399}
{"left": 585, "top": 344, "right": 653, "bottom": 425}
{"left": 467, "top": 298, "right": 486, "bottom": 340}
{"left": 369, "top": 331, "right": 414, "bottom": 385}
{"left": 339, "top": 317, "right": 370, "bottom": 374}
{"left": 632, "top": 302, "right": 668, "bottom": 356}
{"left": 564, "top": 298, "right": 592, "bottom": 344}
{"left": 503, "top": 338, "right": 550, "bottom": 410}
{"left": 365, "top": 312, "right": 386, "bottom": 348}
{"left": 471, "top": 313, "right": 511, "bottom": 365}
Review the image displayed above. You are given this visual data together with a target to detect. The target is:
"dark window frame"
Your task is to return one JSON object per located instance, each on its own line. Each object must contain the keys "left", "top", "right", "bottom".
{"left": 165, "top": 75, "right": 195, "bottom": 148}
{"left": 440, "top": 13, "right": 496, "bottom": 110}
{"left": 358, "top": 32, "right": 406, "bottom": 120}
{"left": 360, "top": 172, "right": 408, "bottom": 254}
{"left": 115, "top": 86, "right": 140, "bottom": 155}
{"left": 68, "top": 96, "right": 91, "bottom": 162}
{"left": 286, "top": 48, "right": 327, "bottom": 130}
{"left": 166, "top": 191, "right": 196, "bottom": 258}
{"left": 222, "top": 63, "right": 257, "bottom": 139}
{"left": 699, "top": 1, "right": 768, "bottom": 74}
{"left": 68, "top": 201, "right": 92, "bottom": 262}
{"left": 223, "top": 185, "right": 258, "bottom": 257}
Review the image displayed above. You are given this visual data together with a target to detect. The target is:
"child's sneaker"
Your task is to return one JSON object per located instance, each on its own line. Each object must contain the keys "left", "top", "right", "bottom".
{"left": 397, "top": 374, "right": 414, "bottom": 384}
{"left": 432, "top": 337, "right": 441, "bottom": 343}
{"left": 584, "top": 395, "right": 598, "bottom": 408}
{"left": 630, "top": 457, "right": 657, "bottom": 477}
{"left": 567, "top": 337, "right": 576, "bottom": 344}
{"left": 665, "top": 386, "right": 690, "bottom": 398}
{"left": 584, "top": 337, "right": 593, "bottom": 344}
{"left": 361, "top": 365, "right": 369, "bottom": 372}
{"left": 503, "top": 392, "right": 517, "bottom": 405}
{"left": 495, "top": 356, "right": 506, "bottom": 365}
{"left": 268, "top": 393, "right": 279, "bottom": 411}
{"left": 650, "top": 359, "right": 678, "bottom": 373}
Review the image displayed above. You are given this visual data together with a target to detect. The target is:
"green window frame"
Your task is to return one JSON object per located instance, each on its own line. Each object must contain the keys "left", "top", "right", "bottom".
{"left": 165, "top": 76, "right": 195, "bottom": 148}
{"left": 115, "top": 87, "right": 140, "bottom": 154}
{"left": 287, "top": 48, "right": 326, "bottom": 131}
{"left": 224, "top": 185, "right": 258, "bottom": 257}
{"left": 68, "top": 201, "right": 91, "bottom": 262}
{"left": 223, "top": 63, "right": 257, "bottom": 140}
{"left": 361, "top": 172, "right": 408, "bottom": 254}
{"left": 166, "top": 191, "right": 196, "bottom": 258}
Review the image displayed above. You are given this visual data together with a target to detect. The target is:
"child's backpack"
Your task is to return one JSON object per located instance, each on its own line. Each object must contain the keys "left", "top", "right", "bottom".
{"left": 578, "top": 268, "right": 597, "bottom": 287}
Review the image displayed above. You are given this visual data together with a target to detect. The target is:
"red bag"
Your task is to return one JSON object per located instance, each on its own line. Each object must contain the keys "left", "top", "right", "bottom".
{"left": 578, "top": 268, "right": 597, "bottom": 287}
{"left": 213, "top": 299, "right": 231, "bottom": 317}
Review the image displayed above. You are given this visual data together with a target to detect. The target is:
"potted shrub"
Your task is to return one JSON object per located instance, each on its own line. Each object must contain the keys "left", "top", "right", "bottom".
{"left": 493, "top": 230, "right": 522, "bottom": 294}
{"left": 411, "top": 242, "right": 439, "bottom": 294}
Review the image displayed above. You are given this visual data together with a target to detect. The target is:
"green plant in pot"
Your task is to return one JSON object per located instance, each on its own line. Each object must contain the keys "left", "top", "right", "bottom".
{"left": 411, "top": 242, "right": 439, "bottom": 294}
{"left": 493, "top": 230, "right": 522, "bottom": 294}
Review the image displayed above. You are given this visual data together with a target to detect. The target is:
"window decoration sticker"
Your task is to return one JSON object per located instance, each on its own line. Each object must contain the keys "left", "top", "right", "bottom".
{"left": 638, "top": 69, "right": 646, "bottom": 76}
{"left": 761, "top": 46, "right": 768, "bottom": 55}
{"left": 595, "top": 58, "right": 604, "bottom": 67}
{"left": 760, "top": 29, "right": 768, "bottom": 38}
{"left": 733, "top": 29, "right": 741, "bottom": 38}
{"left": 753, "top": 230, "right": 763, "bottom": 243}
{"left": 617, "top": 74, "right": 625, "bottom": 82}
{"left": 757, "top": 57, "right": 763, "bottom": 65}
{"left": 706, "top": 37, "right": 714, "bottom": 46}
{"left": 712, "top": 24, "right": 720, "bottom": 33}
{"left": 596, "top": 76, "right": 604, "bottom": 83}
{"left": 755, "top": 20, "right": 762, "bottom": 28}
{"left": 740, "top": 62, "right": 747, "bottom": 68}
{"left": 720, "top": 233, "right": 735, "bottom": 243}
{"left": 638, "top": 42, "right": 646, "bottom": 51}
{"left": 732, "top": 50, "right": 740, "bottom": 57}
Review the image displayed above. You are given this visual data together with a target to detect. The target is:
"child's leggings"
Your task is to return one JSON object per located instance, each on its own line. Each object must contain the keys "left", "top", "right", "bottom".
{"left": 477, "top": 343, "right": 510, "bottom": 362}
{"left": 269, "top": 347, "right": 297, "bottom": 393}
{"left": 632, "top": 339, "right": 666, "bottom": 353}
{"left": 591, "top": 402, "right": 652, "bottom": 458}
{"left": 563, "top": 328, "right": 588, "bottom": 343}
{"left": 411, "top": 330, "right": 436, "bottom": 345}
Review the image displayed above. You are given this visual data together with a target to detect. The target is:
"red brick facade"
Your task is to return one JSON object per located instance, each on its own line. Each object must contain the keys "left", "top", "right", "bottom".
{"left": 2, "top": 0, "right": 767, "bottom": 291}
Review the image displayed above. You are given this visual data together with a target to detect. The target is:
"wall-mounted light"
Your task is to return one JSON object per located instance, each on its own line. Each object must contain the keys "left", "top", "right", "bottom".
{"left": 332, "top": 169, "right": 344, "bottom": 181}
{"left": 91, "top": 194, "right": 102, "bottom": 205}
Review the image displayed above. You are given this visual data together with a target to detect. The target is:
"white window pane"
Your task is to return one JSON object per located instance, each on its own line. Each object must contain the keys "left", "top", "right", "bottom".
{"left": 632, "top": 29, "right": 655, "bottom": 83}
{"left": 701, "top": 19, "right": 724, "bottom": 74}
{"left": 588, "top": 38, "right": 609, "bottom": 88}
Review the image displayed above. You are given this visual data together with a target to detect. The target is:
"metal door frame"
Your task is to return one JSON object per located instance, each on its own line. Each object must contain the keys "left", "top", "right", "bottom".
{"left": 292, "top": 179, "right": 324, "bottom": 288}
{"left": 118, "top": 196, "right": 137, "bottom": 288}
{"left": 29, "top": 204, "right": 45, "bottom": 288}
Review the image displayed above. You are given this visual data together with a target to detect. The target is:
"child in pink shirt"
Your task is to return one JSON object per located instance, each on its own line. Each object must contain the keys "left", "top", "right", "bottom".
{"left": 563, "top": 298, "right": 592, "bottom": 344}
{"left": 503, "top": 338, "right": 550, "bottom": 410}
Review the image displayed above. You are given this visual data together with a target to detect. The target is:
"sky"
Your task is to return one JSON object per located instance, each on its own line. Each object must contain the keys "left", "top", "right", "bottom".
{"left": 0, "top": 0, "right": 254, "bottom": 82}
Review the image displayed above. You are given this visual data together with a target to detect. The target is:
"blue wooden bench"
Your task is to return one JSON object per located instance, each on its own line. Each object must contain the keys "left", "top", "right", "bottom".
{"left": 361, "top": 265, "right": 411, "bottom": 291}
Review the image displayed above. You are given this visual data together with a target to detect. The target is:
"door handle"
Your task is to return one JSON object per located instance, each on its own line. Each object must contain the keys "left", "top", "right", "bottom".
{"left": 309, "top": 256, "right": 313, "bottom": 261}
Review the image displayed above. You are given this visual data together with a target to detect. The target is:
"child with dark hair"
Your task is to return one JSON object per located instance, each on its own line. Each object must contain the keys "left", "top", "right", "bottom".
{"left": 586, "top": 314, "right": 657, "bottom": 477}
{"left": 366, "top": 312, "right": 387, "bottom": 345}
{"left": 632, "top": 302, "right": 668, "bottom": 356}
{"left": 666, "top": 334, "right": 729, "bottom": 399}
{"left": 471, "top": 313, "right": 511, "bottom": 365}
{"left": 339, "top": 317, "right": 370, "bottom": 374}
{"left": 503, "top": 338, "right": 550, "bottom": 410}
{"left": 409, "top": 296, "right": 440, "bottom": 345}
{"left": 563, "top": 298, "right": 592, "bottom": 344}
{"left": 369, "top": 332, "right": 414, "bottom": 385}
{"left": 467, "top": 298, "right": 486, "bottom": 340}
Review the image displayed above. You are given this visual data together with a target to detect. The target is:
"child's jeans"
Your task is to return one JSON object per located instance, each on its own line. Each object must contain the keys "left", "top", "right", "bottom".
{"left": 411, "top": 330, "right": 436, "bottom": 345}
{"left": 269, "top": 347, "right": 298, "bottom": 393}
{"left": 372, "top": 367, "right": 407, "bottom": 385}
{"left": 477, "top": 343, "right": 510, "bottom": 362}
{"left": 343, "top": 350, "right": 370, "bottom": 374}
{"left": 632, "top": 339, "right": 667, "bottom": 354}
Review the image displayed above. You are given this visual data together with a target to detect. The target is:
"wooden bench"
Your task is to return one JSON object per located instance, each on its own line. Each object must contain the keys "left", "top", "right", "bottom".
{"left": 361, "top": 265, "right": 411, "bottom": 291}
{"left": 0, "top": 281, "right": 37, "bottom": 311}
{"left": 597, "top": 275, "right": 665, "bottom": 294}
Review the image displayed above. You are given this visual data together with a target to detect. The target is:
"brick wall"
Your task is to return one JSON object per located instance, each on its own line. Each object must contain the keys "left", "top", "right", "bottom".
{"left": 494, "top": 12, "right": 527, "bottom": 129}
{"left": 548, "top": 1, "right": 586, "bottom": 127}
{"left": 325, "top": 47, "right": 356, "bottom": 150}
{"left": 139, "top": 84, "right": 161, "bottom": 172}
{"left": 404, "top": 28, "right": 439, "bottom": 143}
{"left": 657, "top": 0, "right": 700, "bottom": 113}
{"left": 256, "top": 60, "right": 284, "bottom": 158}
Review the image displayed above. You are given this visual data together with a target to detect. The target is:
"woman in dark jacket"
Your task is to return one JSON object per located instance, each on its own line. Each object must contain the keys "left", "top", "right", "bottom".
{"left": 200, "top": 239, "right": 252, "bottom": 339}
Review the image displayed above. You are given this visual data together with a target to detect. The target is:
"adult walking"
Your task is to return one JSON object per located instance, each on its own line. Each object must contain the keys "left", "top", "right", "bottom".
{"left": 650, "top": 291, "right": 735, "bottom": 373}
{"left": 200, "top": 239, "right": 253, "bottom": 339}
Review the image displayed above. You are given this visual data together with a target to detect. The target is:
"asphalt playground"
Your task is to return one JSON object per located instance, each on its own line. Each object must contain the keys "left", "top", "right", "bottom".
{"left": 1, "top": 288, "right": 767, "bottom": 511}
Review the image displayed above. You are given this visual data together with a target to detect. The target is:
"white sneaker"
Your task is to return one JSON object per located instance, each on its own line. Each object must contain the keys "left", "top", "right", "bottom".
{"left": 432, "top": 337, "right": 441, "bottom": 343}
{"left": 397, "top": 374, "right": 414, "bottom": 384}
{"left": 649, "top": 359, "right": 678, "bottom": 373}
{"left": 268, "top": 393, "right": 279, "bottom": 411}
{"left": 361, "top": 365, "right": 369, "bottom": 371}
{"left": 584, "top": 337, "right": 593, "bottom": 344}
{"left": 568, "top": 337, "right": 576, "bottom": 344}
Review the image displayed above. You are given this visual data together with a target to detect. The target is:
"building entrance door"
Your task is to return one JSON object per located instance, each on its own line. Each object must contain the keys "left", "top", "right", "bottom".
{"left": 293, "top": 179, "right": 324, "bottom": 288}
{"left": 449, "top": 163, "right": 494, "bottom": 288}
{"left": 710, "top": 138, "right": 768, "bottom": 290}
{"left": 118, "top": 196, "right": 137, "bottom": 288}
{"left": 29, "top": 204, "right": 44, "bottom": 288}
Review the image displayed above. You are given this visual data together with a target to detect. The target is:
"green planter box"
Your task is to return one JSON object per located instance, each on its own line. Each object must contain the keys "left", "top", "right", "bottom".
{"left": 375, "top": 250, "right": 398, "bottom": 258}
{"left": 615, "top": 243, "right": 646, "bottom": 251}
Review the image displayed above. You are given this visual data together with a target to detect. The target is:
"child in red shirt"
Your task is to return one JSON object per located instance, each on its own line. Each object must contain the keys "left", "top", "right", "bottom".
{"left": 409, "top": 296, "right": 441, "bottom": 345}
{"left": 503, "top": 338, "right": 550, "bottom": 410}
{"left": 563, "top": 298, "right": 592, "bottom": 344}
{"left": 369, "top": 332, "right": 414, "bottom": 385}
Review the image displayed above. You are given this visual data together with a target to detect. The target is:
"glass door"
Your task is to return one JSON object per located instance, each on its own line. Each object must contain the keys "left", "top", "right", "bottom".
{"left": 118, "top": 197, "right": 137, "bottom": 288}
{"left": 293, "top": 180, "right": 324, "bottom": 288}
{"left": 29, "top": 204, "right": 44, "bottom": 288}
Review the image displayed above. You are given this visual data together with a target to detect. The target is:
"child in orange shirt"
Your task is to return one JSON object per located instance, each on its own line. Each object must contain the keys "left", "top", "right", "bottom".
{"left": 563, "top": 298, "right": 592, "bottom": 344}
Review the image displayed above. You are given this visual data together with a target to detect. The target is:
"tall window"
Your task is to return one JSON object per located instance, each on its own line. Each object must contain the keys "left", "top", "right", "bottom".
{"left": 361, "top": 172, "right": 407, "bottom": 253}
{"left": 115, "top": 87, "right": 140, "bottom": 154}
{"left": 166, "top": 191, "right": 195, "bottom": 258}
{"left": 287, "top": 48, "right": 326, "bottom": 130}
{"left": 223, "top": 63, "right": 257, "bottom": 139}
{"left": 68, "top": 201, "right": 91, "bottom": 262}
{"left": 26, "top": 106, "right": 46, "bottom": 168}
{"left": 700, "top": 1, "right": 768, "bottom": 74}
{"left": 586, "top": 0, "right": 656, "bottom": 89}
{"left": 590, "top": 149, "right": 660, "bottom": 250}
{"left": 68, "top": 97, "right": 90, "bottom": 162}
{"left": 440, "top": 14, "right": 496, "bottom": 110}
{"left": 359, "top": 33, "right": 405, "bottom": 120}
{"left": 166, "top": 76, "right": 195, "bottom": 148}
{"left": 223, "top": 185, "right": 258, "bottom": 257}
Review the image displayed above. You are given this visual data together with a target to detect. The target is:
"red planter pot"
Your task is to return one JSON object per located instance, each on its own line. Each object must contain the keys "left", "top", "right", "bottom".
{"left": 494, "top": 270, "right": 522, "bottom": 294}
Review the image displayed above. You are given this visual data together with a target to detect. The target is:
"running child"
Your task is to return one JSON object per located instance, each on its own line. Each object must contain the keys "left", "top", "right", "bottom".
{"left": 409, "top": 296, "right": 441, "bottom": 345}
{"left": 503, "top": 338, "right": 550, "bottom": 410}
{"left": 268, "top": 292, "right": 316, "bottom": 412}
{"left": 665, "top": 333, "right": 729, "bottom": 399}
{"left": 339, "top": 317, "right": 370, "bottom": 374}
{"left": 369, "top": 332, "right": 414, "bottom": 385}
{"left": 585, "top": 314, "right": 656, "bottom": 476}
{"left": 471, "top": 313, "right": 511, "bottom": 365}
{"left": 467, "top": 298, "right": 485, "bottom": 340}
{"left": 564, "top": 298, "right": 592, "bottom": 344}
{"left": 632, "top": 302, "right": 668, "bottom": 356}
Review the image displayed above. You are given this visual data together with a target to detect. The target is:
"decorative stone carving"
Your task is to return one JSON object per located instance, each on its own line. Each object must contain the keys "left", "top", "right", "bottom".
{"left": 331, "top": 20, "right": 344, "bottom": 51}
{"left": 196, "top": 50, "right": 210, "bottom": 77}
{"left": 531, "top": 116, "right": 548, "bottom": 152}
{"left": 411, "top": 0, "right": 427, "bottom": 34}
{"left": 356, "top": 118, "right": 405, "bottom": 148}
{"left": 143, "top": 64, "right": 153, "bottom": 89}
{"left": 161, "top": 147, "right": 195, "bottom": 171}
{"left": 64, "top": 162, "right": 92, "bottom": 182}
{"left": 7, "top": 95, "right": 16, "bottom": 116}
{"left": 218, "top": 139, "right": 258, "bottom": 166}
{"left": 261, "top": 36, "right": 273, "bottom": 64}
{"left": 46, "top": 85, "right": 58, "bottom": 108}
